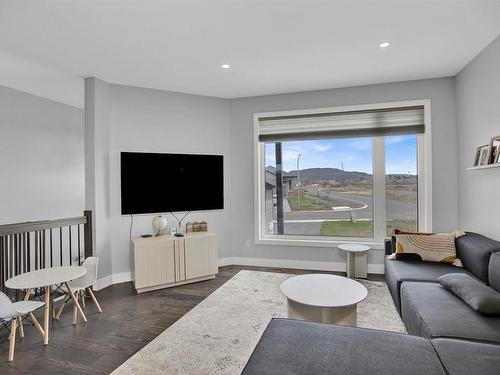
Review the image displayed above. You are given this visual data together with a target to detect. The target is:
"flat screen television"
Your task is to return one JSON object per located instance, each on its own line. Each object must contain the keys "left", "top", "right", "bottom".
{"left": 120, "top": 152, "right": 224, "bottom": 214}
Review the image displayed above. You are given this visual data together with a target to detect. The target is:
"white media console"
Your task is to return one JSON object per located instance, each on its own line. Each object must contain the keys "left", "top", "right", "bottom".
{"left": 132, "top": 232, "right": 218, "bottom": 293}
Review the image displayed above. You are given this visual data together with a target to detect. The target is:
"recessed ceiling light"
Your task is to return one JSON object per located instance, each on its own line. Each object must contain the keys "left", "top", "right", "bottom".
{"left": 379, "top": 42, "right": 391, "bottom": 48}
{"left": 221, "top": 64, "right": 231, "bottom": 69}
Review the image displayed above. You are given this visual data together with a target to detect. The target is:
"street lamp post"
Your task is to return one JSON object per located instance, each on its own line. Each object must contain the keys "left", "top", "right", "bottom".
{"left": 297, "top": 153, "right": 301, "bottom": 211}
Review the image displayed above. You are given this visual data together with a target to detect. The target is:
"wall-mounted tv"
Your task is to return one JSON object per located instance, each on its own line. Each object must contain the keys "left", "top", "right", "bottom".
{"left": 120, "top": 152, "right": 224, "bottom": 215}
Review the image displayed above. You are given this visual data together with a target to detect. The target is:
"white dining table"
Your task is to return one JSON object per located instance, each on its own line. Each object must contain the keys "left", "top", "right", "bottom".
{"left": 5, "top": 266, "right": 87, "bottom": 345}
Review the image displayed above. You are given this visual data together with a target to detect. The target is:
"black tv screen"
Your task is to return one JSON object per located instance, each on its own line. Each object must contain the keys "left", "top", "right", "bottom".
{"left": 121, "top": 152, "right": 224, "bottom": 214}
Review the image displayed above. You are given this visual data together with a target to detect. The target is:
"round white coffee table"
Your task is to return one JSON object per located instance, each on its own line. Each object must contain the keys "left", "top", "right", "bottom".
{"left": 338, "top": 243, "right": 370, "bottom": 279}
{"left": 280, "top": 274, "right": 368, "bottom": 326}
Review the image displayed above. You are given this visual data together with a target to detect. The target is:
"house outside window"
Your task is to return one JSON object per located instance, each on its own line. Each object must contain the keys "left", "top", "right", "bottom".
{"left": 254, "top": 101, "right": 432, "bottom": 247}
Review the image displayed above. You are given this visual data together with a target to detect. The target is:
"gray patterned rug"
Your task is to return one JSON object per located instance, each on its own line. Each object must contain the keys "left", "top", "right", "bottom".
{"left": 112, "top": 270, "right": 405, "bottom": 375}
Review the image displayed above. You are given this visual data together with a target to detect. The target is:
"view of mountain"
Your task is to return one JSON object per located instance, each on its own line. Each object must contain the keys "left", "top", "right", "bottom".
{"left": 282, "top": 167, "right": 416, "bottom": 183}
{"left": 288, "top": 168, "right": 369, "bottom": 183}
{"left": 266, "top": 166, "right": 416, "bottom": 184}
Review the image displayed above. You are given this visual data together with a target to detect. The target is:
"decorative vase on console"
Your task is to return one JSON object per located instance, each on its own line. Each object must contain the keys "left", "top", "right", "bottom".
{"left": 152, "top": 215, "right": 168, "bottom": 237}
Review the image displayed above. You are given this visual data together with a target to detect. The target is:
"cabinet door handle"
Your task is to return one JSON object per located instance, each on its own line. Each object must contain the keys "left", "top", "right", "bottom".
{"left": 173, "top": 239, "right": 177, "bottom": 281}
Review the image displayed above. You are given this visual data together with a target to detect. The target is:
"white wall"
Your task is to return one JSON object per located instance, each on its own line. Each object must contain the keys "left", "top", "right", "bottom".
{"left": 230, "top": 78, "right": 458, "bottom": 268}
{"left": 0, "top": 52, "right": 83, "bottom": 108}
{"left": 84, "top": 78, "right": 113, "bottom": 278}
{"left": 0, "top": 85, "right": 84, "bottom": 224}
{"left": 456, "top": 36, "right": 500, "bottom": 240}
{"left": 106, "top": 84, "right": 232, "bottom": 277}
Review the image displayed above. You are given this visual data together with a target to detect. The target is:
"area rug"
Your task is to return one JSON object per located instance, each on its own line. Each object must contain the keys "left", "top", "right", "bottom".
{"left": 111, "top": 270, "right": 405, "bottom": 375}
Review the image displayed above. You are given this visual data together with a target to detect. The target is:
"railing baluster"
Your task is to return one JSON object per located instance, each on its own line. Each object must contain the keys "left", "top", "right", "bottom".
{"left": 15, "top": 234, "right": 20, "bottom": 300}
{"left": 27, "top": 232, "right": 31, "bottom": 271}
{"left": 16, "top": 234, "right": 20, "bottom": 275}
{"left": 42, "top": 230, "right": 46, "bottom": 268}
{"left": 14, "top": 234, "right": 18, "bottom": 276}
{"left": 35, "top": 231, "right": 39, "bottom": 270}
{"left": 77, "top": 224, "right": 81, "bottom": 265}
{"left": 39, "top": 231, "right": 43, "bottom": 268}
{"left": 9, "top": 235, "right": 14, "bottom": 278}
{"left": 50, "top": 229, "right": 53, "bottom": 267}
{"left": 22, "top": 233, "right": 26, "bottom": 273}
{"left": 59, "top": 227, "right": 63, "bottom": 266}
{"left": 69, "top": 225, "right": 72, "bottom": 266}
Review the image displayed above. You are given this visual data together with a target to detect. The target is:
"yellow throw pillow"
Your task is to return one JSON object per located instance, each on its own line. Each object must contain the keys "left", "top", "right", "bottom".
{"left": 393, "top": 231, "right": 464, "bottom": 267}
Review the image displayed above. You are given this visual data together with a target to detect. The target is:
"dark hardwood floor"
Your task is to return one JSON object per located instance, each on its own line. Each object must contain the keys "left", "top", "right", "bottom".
{"left": 0, "top": 265, "right": 384, "bottom": 374}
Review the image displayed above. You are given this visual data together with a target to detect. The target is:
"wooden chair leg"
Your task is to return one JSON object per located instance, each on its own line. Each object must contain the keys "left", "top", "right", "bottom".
{"left": 65, "top": 282, "right": 87, "bottom": 323}
{"left": 24, "top": 288, "right": 32, "bottom": 301}
{"left": 56, "top": 295, "right": 70, "bottom": 320}
{"left": 9, "top": 320, "right": 13, "bottom": 340}
{"left": 29, "top": 313, "right": 45, "bottom": 338}
{"left": 51, "top": 286, "right": 56, "bottom": 320}
{"left": 8, "top": 318, "right": 17, "bottom": 362}
{"left": 88, "top": 288, "right": 102, "bottom": 313}
{"left": 72, "top": 302, "right": 78, "bottom": 325}
{"left": 17, "top": 316, "right": 24, "bottom": 338}
{"left": 81, "top": 290, "right": 86, "bottom": 308}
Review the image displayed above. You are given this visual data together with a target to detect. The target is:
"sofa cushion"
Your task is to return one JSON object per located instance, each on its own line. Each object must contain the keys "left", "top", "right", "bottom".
{"left": 456, "top": 232, "right": 500, "bottom": 283}
{"left": 489, "top": 251, "right": 500, "bottom": 293}
{"left": 431, "top": 338, "right": 500, "bottom": 375}
{"left": 400, "top": 282, "right": 500, "bottom": 343}
{"left": 242, "top": 318, "right": 445, "bottom": 375}
{"left": 384, "top": 256, "right": 474, "bottom": 313}
{"left": 393, "top": 231, "right": 463, "bottom": 266}
{"left": 438, "top": 273, "right": 500, "bottom": 315}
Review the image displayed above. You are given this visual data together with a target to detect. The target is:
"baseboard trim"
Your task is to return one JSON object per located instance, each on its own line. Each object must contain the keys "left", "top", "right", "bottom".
{"left": 95, "top": 271, "right": 133, "bottom": 291}
{"left": 225, "top": 257, "right": 384, "bottom": 275}
{"left": 217, "top": 257, "right": 234, "bottom": 267}
{"left": 96, "top": 258, "right": 384, "bottom": 290}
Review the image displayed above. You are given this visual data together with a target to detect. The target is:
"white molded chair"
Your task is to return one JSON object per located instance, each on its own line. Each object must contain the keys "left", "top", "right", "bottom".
{"left": 0, "top": 291, "right": 45, "bottom": 361}
{"left": 56, "top": 257, "right": 102, "bottom": 324}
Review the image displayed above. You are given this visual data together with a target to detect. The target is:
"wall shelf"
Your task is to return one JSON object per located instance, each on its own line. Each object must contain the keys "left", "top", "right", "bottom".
{"left": 467, "top": 164, "right": 500, "bottom": 171}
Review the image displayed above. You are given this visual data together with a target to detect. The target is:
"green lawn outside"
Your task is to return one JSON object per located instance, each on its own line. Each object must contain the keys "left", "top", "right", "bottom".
{"left": 319, "top": 219, "right": 417, "bottom": 237}
{"left": 288, "top": 191, "right": 331, "bottom": 211}
{"left": 386, "top": 218, "right": 418, "bottom": 236}
{"left": 320, "top": 220, "right": 373, "bottom": 237}
{"left": 288, "top": 189, "right": 364, "bottom": 211}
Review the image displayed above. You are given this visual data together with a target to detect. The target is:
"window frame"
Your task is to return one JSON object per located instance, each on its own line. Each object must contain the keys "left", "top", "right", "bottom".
{"left": 253, "top": 100, "right": 432, "bottom": 248}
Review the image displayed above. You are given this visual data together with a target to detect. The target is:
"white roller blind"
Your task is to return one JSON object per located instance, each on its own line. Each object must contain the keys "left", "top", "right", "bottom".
{"left": 258, "top": 106, "right": 424, "bottom": 142}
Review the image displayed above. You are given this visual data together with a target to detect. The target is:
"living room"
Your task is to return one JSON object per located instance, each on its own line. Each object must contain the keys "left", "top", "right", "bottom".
{"left": 0, "top": 1, "right": 499, "bottom": 374}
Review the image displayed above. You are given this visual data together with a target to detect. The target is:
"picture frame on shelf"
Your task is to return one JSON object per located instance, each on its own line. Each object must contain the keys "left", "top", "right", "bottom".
{"left": 472, "top": 145, "right": 489, "bottom": 167}
{"left": 489, "top": 136, "right": 500, "bottom": 164}
{"left": 477, "top": 144, "right": 492, "bottom": 166}
{"left": 473, "top": 146, "right": 482, "bottom": 166}
{"left": 491, "top": 145, "right": 500, "bottom": 164}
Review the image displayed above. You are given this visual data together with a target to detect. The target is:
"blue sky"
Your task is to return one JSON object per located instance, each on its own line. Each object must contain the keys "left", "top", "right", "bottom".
{"left": 265, "top": 135, "right": 417, "bottom": 174}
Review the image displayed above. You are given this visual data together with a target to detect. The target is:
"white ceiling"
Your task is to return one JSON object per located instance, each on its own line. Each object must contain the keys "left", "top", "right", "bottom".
{"left": 0, "top": 0, "right": 499, "bottom": 101}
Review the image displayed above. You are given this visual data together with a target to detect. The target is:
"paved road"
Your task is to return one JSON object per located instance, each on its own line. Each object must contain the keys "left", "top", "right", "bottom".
{"left": 274, "top": 191, "right": 416, "bottom": 235}
{"left": 286, "top": 192, "right": 415, "bottom": 219}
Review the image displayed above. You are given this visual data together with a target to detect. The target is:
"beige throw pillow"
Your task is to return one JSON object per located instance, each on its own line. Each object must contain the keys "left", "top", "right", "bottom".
{"left": 391, "top": 231, "right": 464, "bottom": 267}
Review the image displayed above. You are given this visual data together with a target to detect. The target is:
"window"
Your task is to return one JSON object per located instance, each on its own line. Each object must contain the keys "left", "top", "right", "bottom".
{"left": 255, "top": 101, "right": 431, "bottom": 246}
{"left": 385, "top": 135, "right": 418, "bottom": 235}
{"left": 264, "top": 138, "right": 373, "bottom": 238}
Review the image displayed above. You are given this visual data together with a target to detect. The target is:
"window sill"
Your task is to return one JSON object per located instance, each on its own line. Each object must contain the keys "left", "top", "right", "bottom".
{"left": 256, "top": 235, "right": 385, "bottom": 250}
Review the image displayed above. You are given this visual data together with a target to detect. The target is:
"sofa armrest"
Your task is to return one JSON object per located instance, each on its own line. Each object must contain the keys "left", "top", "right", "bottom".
{"left": 456, "top": 232, "right": 500, "bottom": 283}
{"left": 385, "top": 238, "right": 394, "bottom": 255}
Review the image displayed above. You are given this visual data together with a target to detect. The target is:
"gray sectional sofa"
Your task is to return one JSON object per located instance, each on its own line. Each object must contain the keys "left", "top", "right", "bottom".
{"left": 385, "top": 231, "right": 500, "bottom": 343}
{"left": 243, "top": 232, "right": 500, "bottom": 374}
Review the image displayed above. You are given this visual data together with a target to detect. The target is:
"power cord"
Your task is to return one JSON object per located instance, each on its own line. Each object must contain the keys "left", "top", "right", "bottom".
{"left": 170, "top": 211, "right": 191, "bottom": 230}
{"left": 129, "top": 214, "right": 134, "bottom": 239}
